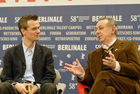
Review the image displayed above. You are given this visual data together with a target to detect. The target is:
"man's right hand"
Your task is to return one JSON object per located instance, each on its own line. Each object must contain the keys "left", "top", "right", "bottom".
{"left": 14, "top": 83, "right": 29, "bottom": 94}
{"left": 64, "top": 58, "right": 85, "bottom": 77}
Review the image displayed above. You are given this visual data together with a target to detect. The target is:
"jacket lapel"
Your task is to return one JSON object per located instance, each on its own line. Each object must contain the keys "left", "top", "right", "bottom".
{"left": 112, "top": 39, "right": 122, "bottom": 60}
{"left": 32, "top": 44, "right": 41, "bottom": 64}
{"left": 16, "top": 43, "right": 26, "bottom": 65}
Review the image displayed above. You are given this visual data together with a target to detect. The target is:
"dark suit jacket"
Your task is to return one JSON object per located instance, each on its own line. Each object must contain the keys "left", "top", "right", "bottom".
{"left": 81, "top": 39, "right": 140, "bottom": 88}
{"left": 1, "top": 43, "right": 56, "bottom": 85}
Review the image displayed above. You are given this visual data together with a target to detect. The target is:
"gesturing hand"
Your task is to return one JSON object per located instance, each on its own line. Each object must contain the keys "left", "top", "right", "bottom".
{"left": 64, "top": 58, "right": 85, "bottom": 77}
{"left": 102, "top": 51, "right": 116, "bottom": 69}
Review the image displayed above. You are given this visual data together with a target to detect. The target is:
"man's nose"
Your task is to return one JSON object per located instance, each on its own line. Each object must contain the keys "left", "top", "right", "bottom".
{"left": 37, "top": 29, "right": 40, "bottom": 34}
{"left": 96, "top": 29, "right": 100, "bottom": 34}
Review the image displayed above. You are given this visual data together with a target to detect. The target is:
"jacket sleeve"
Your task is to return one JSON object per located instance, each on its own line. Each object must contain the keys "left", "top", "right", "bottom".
{"left": 119, "top": 42, "right": 140, "bottom": 80}
{"left": 1, "top": 48, "right": 14, "bottom": 83}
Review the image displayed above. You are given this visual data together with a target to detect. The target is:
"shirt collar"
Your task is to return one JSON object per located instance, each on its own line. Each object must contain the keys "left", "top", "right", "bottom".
{"left": 22, "top": 41, "right": 35, "bottom": 53}
{"left": 101, "top": 38, "right": 116, "bottom": 50}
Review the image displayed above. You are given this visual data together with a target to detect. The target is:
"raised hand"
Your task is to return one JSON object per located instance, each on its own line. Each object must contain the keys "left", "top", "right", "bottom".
{"left": 64, "top": 58, "right": 85, "bottom": 77}
{"left": 102, "top": 51, "right": 116, "bottom": 69}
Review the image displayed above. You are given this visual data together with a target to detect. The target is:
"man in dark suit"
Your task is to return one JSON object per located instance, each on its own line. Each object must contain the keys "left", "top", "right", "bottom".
{"left": 64, "top": 17, "right": 140, "bottom": 94}
{"left": 0, "top": 14, "right": 56, "bottom": 94}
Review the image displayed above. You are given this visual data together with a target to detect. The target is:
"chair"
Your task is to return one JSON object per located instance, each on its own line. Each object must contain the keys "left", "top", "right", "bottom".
{"left": 54, "top": 69, "right": 66, "bottom": 94}
{"left": 77, "top": 82, "right": 88, "bottom": 94}
{"left": 0, "top": 68, "right": 2, "bottom": 83}
{"left": 0, "top": 68, "right": 66, "bottom": 94}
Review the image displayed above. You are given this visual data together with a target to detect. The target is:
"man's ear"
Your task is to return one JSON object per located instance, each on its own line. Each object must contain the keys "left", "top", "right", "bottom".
{"left": 112, "top": 26, "right": 116, "bottom": 34}
{"left": 21, "top": 28, "right": 25, "bottom": 36}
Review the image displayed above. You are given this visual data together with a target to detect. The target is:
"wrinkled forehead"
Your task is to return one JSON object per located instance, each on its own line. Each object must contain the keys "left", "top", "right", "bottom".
{"left": 96, "top": 19, "right": 108, "bottom": 28}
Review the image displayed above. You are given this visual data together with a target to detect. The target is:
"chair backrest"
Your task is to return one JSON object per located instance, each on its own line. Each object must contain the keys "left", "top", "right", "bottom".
{"left": 54, "top": 69, "right": 61, "bottom": 84}
{"left": 0, "top": 68, "right": 2, "bottom": 82}
{"left": 0, "top": 68, "right": 2, "bottom": 75}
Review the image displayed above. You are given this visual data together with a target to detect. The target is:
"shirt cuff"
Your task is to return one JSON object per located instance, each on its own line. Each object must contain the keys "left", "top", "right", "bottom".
{"left": 11, "top": 82, "right": 17, "bottom": 86}
{"left": 36, "top": 83, "right": 41, "bottom": 88}
{"left": 78, "top": 72, "right": 85, "bottom": 81}
{"left": 114, "top": 61, "right": 120, "bottom": 72}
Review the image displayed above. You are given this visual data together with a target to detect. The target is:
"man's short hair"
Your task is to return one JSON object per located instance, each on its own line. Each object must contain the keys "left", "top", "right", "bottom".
{"left": 18, "top": 14, "right": 38, "bottom": 36}
{"left": 98, "top": 17, "right": 117, "bottom": 34}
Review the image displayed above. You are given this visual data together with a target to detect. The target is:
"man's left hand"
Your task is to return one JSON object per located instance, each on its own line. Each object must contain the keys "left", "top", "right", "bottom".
{"left": 31, "top": 85, "right": 38, "bottom": 94}
{"left": 102, "top": 51, "right": 116, "bottom": 69}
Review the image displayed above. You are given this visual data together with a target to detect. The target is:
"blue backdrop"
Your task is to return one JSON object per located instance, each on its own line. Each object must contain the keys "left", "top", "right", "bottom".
{"left": 0, "top": 4, "right": 140, "bottom": 94}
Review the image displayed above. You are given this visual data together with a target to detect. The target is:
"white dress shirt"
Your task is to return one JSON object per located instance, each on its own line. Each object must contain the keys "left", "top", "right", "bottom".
{"left": 22, "top": 42, "right": 35, "bottom": 82}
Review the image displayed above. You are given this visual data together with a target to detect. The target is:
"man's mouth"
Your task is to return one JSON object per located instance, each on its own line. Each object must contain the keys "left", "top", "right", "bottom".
{"left": 97, "top": 35, "right": 101, "bottom": 39}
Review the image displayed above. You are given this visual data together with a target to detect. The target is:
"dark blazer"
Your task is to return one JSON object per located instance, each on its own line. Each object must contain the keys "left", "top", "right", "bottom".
{"left": 81, "top": 39, "right": 140, "bottom": 87}
{"left": 1, "top": 43, "right": 56, "bottom": 85}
